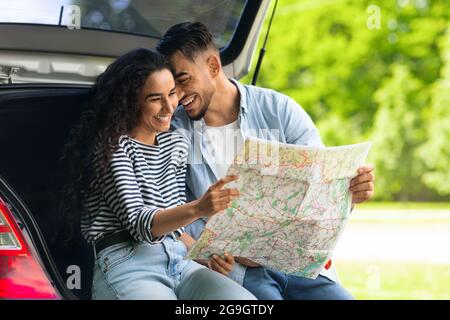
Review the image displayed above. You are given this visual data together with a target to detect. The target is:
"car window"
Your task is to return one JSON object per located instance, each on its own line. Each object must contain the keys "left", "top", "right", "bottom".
{"left": 0, "top": 0, "right": 246, "bottom": 48}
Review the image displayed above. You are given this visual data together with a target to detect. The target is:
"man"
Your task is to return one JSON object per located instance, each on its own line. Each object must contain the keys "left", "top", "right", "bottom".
{"left": 157, "top": 22, "right": 375, "bottom": 300}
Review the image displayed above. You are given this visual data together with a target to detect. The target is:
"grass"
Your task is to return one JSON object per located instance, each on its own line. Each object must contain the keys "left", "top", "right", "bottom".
{"left": 335, "top": 261, "right": 450, "bottom": 299}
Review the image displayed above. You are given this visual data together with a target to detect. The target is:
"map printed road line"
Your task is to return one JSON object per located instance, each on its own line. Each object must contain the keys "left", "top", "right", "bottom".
{"left": 186, "top": 137, "right": 371, "bottom": 279}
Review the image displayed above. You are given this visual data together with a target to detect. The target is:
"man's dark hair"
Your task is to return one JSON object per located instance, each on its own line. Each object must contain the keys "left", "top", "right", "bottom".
{"left": 156, "top": 22, "right": 217, "bottom": 60}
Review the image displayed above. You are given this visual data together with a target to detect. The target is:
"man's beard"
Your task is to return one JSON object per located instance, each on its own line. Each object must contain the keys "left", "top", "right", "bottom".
{"left": 189, "top": 92, "right": 212, "bottom": 121}
{"left": 190, "top": 103, "right": 209, "bottom": 121}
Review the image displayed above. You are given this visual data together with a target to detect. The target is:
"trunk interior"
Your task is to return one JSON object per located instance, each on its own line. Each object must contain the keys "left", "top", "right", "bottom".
{"left": 0, "top": 84, "right": 94, "bottom": 299}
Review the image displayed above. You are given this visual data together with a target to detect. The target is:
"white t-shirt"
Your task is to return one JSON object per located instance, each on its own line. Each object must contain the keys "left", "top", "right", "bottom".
{"left": 204, "top": 119, "right": 244, "bottom": 179}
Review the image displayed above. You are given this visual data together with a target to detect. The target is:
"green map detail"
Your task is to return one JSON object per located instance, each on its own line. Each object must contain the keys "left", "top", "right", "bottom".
{"left": 262, "top": 231, "right": 275, "bottom": 237}
{"left": 287, "top": 191, "right": 300, "bottom": 200}
{"left": 238, "top": 231, "right": 254, "bottom": 251}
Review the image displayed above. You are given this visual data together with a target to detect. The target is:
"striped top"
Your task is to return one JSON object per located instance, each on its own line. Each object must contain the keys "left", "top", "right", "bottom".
{"left": 81, "top": 131, "right": 189, "bottom": 245}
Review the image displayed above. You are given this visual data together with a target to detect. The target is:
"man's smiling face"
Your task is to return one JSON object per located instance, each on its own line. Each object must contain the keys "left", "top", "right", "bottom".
{"left": 169, "top": 50, "right": 215, "bottom": 121}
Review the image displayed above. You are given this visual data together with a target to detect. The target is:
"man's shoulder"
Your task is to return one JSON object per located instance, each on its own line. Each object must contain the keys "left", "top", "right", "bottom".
{"left": 236, "top": 81, "right": 315, "bottom": 130}
{"left": 237, "top": 81, "right": 292, "bottom": 108}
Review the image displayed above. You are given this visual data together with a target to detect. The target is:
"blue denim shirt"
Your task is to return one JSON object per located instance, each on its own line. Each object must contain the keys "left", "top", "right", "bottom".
{"left": 171, "top": 79, "right": 337, "bottom": 284}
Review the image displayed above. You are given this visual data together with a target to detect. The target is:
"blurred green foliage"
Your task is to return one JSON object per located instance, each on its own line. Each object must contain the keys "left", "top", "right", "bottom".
{"left": 242, "top": 0, "right": 450, "bottom": 201}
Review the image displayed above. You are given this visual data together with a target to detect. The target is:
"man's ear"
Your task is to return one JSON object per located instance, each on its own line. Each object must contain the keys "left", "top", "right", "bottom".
{"left": 206, "top": 53, "right": 221, "bottom": 78}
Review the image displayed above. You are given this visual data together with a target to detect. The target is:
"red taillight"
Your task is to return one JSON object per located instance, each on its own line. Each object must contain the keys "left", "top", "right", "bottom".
{"left": 0, "top": 197, "right": 60, "bottom": 299}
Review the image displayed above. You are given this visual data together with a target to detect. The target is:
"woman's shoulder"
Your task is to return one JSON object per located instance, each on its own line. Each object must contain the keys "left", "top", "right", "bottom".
{"left": 114, "top": 131, "right": 189, "bottom": 156}
{"left": 111, "top": 135, "right": 137, "bottom": 160}
{"left": 91, "top": 135, "right": 135, "bottom": 178}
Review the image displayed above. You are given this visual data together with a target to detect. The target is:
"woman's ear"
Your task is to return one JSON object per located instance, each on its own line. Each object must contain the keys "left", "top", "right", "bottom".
{"left": 207, "top": 54, "right": 221, "bottom": 78}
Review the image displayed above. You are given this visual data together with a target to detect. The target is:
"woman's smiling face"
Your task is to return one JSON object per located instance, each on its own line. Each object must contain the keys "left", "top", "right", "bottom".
{"left": 136, "top": 68, "right": 178, "bottom": 134}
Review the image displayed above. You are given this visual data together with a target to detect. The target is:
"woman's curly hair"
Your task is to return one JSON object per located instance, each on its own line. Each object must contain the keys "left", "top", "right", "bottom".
{"left": 60, "top": 48, "right": 173, "bottom": 241}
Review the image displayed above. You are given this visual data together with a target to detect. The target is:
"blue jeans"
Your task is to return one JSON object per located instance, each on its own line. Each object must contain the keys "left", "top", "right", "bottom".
{"left": 243, "top": 266, "right": 354, "bottom": 300}
{"left": 92, "top": 235, "right": 256, "bottom": 300}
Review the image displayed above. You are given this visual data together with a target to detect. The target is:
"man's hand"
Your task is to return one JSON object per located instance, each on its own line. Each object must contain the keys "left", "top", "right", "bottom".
{"left": 208, "top": 252, "right": 235, "bottom": 276}
{"left": 235, "top": 257, "right": 262, "bottom": 268}
{"left": 350, "top": 164, "right": 375, "bottom": 204}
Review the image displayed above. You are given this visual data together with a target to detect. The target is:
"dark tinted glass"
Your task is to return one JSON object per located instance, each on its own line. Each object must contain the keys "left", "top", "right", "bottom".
{"left": 0, "top": 0, "right": 246, "bottom": 47}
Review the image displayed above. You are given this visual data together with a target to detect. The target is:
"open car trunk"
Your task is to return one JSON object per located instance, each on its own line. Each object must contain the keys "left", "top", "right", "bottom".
{"left": 0, "top": 84, "right": 93, "bottom": 299}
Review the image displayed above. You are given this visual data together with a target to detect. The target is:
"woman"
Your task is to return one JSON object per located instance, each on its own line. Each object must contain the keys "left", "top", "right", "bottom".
{"left": 62, "top": 48, "right": 255, "bottom": 300}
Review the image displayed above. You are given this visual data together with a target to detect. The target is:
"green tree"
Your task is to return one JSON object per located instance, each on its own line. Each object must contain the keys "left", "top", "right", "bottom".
{"left": 243, "top": 0, "right": 450, "bottom": 201}
{"left": 418, "top": 27, "right": 450, "bottom": 196}
{"left": 369, "top": 64, "right": 427, "bottom": 200}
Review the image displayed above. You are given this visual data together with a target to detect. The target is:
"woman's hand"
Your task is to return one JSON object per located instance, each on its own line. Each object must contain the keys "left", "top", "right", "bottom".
{"left": 193, "top": 175, "right": 240, "bottom": 218}
{"left": 208, "top": 252, "right": 235, "bottom": 276}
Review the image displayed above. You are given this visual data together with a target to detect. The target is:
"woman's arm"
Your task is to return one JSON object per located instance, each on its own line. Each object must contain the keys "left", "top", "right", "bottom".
{"left": 149, "top": 201, "right": 198, "bottom": 238}
{"left": 100, "top": 141, "right": 239, "bottom": 242}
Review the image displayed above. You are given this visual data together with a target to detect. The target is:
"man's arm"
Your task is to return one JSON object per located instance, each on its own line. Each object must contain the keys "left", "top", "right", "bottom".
{"left": 281, "top": 96, "right": 324, "bottom": 147}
